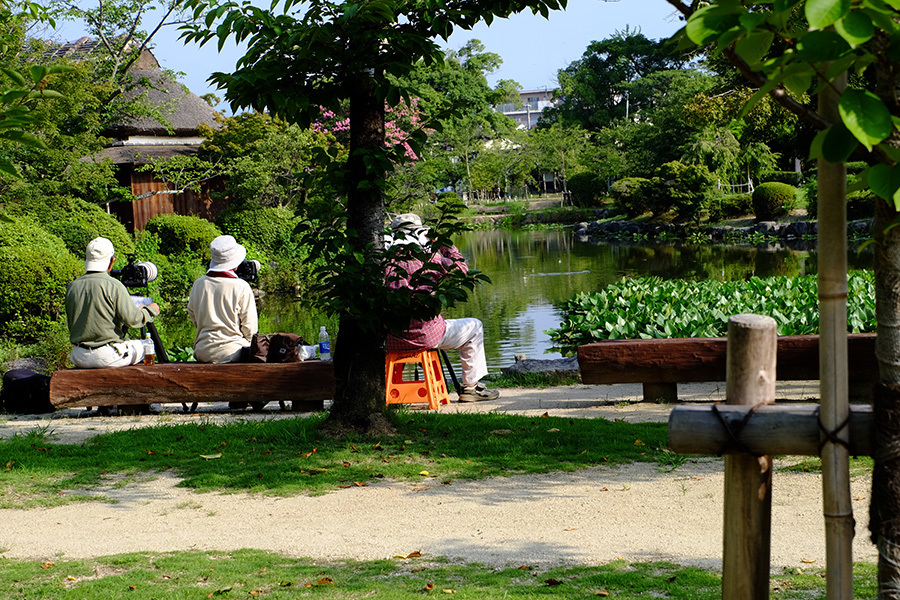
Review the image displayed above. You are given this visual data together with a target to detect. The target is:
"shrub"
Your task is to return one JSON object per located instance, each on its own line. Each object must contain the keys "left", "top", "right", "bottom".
{"left": 708, "top": 193, "right": 753, "bottom": 222}
{"left": 649, "top": 161, "right": 716, "bottom": 223}
{"left": 752, "top": 182, "right": 796, "bottom": 221}
{"left": 217, "top": 206, "right": 299, "bottom": 256}
{"left": 610, "top": 177, "right": 653, "bottom": 217}
{"left": 145, "top": 214, "right": 221, "bottom": 257}
{"left": 0, "top": 216, "right": 82, "bottom": 342}
{"left": 760, "top": 171, "right": 803, "bottom": 187}
{"left": 566, "top": 172, "right": 602, "bottom": 207}
{"left": 2, "top": 195, "right": 134, "bottom": 257}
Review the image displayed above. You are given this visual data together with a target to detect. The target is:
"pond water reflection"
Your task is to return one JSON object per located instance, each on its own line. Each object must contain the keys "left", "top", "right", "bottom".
{"left": 161, "top": 229, "right": 874, "bottom": 376}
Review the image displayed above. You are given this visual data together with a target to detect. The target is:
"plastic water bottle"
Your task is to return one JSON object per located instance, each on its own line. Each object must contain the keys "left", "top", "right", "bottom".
{"left": 318, "top": 326, "right": 331, "bottom": 362}
{"left": 142, "top": 332, "right": 156, "bottom": 366}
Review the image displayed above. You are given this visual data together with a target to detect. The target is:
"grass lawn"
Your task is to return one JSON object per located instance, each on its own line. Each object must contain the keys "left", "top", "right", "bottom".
{"left": 0, "top": 550, "right": 878, "bottom": 599}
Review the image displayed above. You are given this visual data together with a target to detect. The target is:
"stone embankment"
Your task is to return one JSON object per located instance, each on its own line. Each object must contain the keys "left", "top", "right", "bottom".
{"left": 575, "top": 213, "right": 872, "bottom": 244}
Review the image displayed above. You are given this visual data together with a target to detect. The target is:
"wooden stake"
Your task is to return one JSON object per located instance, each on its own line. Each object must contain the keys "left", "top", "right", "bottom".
{"left": 723, "top": 314, "right": 775, "bottom": 600}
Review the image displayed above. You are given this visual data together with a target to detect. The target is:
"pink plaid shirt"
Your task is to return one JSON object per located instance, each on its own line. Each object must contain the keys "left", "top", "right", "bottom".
{"left": 385, "top": 245, "right": 468, "bottom": 351}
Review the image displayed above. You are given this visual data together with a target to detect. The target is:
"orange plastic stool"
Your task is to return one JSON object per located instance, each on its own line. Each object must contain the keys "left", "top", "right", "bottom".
{"left": 385, "top": 349, "right": 449, "bottom": 410}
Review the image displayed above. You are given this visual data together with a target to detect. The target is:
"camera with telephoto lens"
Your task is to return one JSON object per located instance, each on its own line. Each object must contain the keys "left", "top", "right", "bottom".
{"left": 234, "top": 259, "right": 261, "bottom": 283}
{"left": 110, "top": 254, "right": 159, "bottom": 289}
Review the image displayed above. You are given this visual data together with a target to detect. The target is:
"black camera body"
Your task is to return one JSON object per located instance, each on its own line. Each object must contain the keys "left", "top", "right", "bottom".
{"left": 110, "top": 254, "right": 159, "bottom": 289}
{"left": 235, "top": 259, "right": 261, "bottom": 283}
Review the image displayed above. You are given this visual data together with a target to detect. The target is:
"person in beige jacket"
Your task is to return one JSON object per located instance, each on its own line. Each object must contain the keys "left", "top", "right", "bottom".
{"left": 188, "top": 235, "right": 258, "bottom": 363}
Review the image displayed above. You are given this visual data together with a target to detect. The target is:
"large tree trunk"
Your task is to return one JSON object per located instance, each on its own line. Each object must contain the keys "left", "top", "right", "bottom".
{"left": 870, "top": 45, "right": 900, "bottom": 599}
{"left": 325, "top": 69, "right": 389, "bottom": 433}
{"left": 871, "top": 196, "right": 900, "bottom": 599}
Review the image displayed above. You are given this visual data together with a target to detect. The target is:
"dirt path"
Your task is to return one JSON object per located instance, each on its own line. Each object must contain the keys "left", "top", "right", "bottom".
{"left": 0, "top": 383, "right": 877, "bottom": 570}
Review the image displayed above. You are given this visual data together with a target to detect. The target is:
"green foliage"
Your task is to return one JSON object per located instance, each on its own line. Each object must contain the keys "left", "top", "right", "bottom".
{"left": 610, "top": 177, "right": 653, "bottom": 217}
{"left": 708, "top": 192, "right": 753, "bottom": 222}
{"left": 144, "top": 213, "right": 221, "bottom": 258}
{"left": 543, "top": 28, "right": 688, "bottom": 131}
{"left": 548, "top": 272, "right": 876, "bottom": 354}
{"left": 216, "top": 206, "right": 299, "bottom": 257}
{"left": 567, "top": 171, "right": 602, "bottom": 206}
{"left": 649, "top": 161, "right": 716, "bottom": 222}
{"left": 1, "top": 193, "right": 134, "bottom": 256}
{"left": 752, "top": 182, "right": 796, "bottom": 221}
{"left": 0, "top": 215, "right": 81, "bottom": 341}
{"left": 761, "top": 171, "right": 804, "bottom": 187}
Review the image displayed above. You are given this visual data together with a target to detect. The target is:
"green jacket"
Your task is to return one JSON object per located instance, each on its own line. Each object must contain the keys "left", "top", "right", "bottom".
{"left": 65, "top": 272, "right": 159, "bottom": 348}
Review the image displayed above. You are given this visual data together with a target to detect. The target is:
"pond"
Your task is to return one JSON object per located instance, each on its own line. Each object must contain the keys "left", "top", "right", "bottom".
{"left": 160, "top": 229, "right": 875, "bottom": 376}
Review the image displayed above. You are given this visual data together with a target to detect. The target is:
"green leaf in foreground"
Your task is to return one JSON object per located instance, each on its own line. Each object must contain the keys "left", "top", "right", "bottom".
{"left": 839, "top": 88, "right": 893, "bottom": 151}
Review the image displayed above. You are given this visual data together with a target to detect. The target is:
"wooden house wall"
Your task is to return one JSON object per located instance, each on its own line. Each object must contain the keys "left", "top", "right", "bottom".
{"left": 110, "top": 167, "right": 228, "bottom": 232}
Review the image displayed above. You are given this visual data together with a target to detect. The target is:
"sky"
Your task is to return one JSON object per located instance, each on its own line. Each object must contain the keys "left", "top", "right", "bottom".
{"left": 52, "top": 0, "right": 684, "bottom": 111}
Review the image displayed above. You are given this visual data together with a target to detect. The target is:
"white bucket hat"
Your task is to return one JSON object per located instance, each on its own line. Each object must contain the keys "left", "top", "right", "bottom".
{"left": 85, "top": 237, "right": 115, "bottom": 272}
{"left": 389, "top": 213, "right": 429, "bottom": 247}
{"left": 208, "top": 235, "right": 246, "bottom": 272}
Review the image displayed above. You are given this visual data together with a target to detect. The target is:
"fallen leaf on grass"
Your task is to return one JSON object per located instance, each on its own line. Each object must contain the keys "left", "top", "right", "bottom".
{"left": 393, "top": 551, "right": 422, "bottom": 559}
{"left": 41, "top": 562, "right": 54, "bottom": 569}
{"left": 419, "top": 471, "right": 430, "bottom": 476}
{"left": 548, "top": 428, "right": 560, "bottom": 433}
{"left": 353, "top": 481, "right": 368, "bottom": 487}
{"left": 316, "top": 577, "right": 334, "bottom": 585}
{"left": 544, "top": 578, "right": 564, "bottom": 586}
{"left": 634, "top": 439, "right": 645, "bottom": 446}
{"left": 518, "top": 565, "right": 532, "bottom": 570}
{"left": 300, "top": 448, "right": 317, "bottom": 458}
{"left": 424, "top": 582, "right": 434, "bottom": 591}
{"left": 491, "top": 429, "right": 512, "bottom": 435}
{"left": 443, "top": 589, "right": 456, "bottom": 593}
{"left": 595, "top": 591, "right": 610, "bottom": 596}
{"left": 541, "top": 412, "right": 549, "bottom": 417}
{"left": 200, "top": 453, "right": 222, "bottom": 460}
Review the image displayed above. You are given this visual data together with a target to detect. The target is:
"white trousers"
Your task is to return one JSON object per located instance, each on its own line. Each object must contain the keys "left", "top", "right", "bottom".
{"left": 70, "top": 340, "right": 145, "bottom": 369}
{"left": 436, "top": 318, "right": 488, "bottom": 387}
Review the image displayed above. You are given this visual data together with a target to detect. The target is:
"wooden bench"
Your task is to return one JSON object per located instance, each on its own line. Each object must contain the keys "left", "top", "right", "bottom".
{"left": 577, "top": 333, "right": 877, "bottom": 402}
{"left": 50, "top": 361, "right": 334, "bottom": 412}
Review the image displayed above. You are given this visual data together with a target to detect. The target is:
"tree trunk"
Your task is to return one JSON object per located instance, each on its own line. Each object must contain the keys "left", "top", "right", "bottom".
{"left": 871, "top": 195, "right": 900, "bottom": 599}
{"left": 871, "top": 43, "right": 900, "bottom": 599}
{"left": 325, "top": 68, "right": 389, "bottom": 432}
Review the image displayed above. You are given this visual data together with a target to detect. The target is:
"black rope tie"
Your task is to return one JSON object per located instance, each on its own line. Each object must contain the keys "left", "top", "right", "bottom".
{"left": 816, "top": 407, "right": 851, "bottom": 455}
{"left": 712, "top": 402, "right": 763, "bottom": 456}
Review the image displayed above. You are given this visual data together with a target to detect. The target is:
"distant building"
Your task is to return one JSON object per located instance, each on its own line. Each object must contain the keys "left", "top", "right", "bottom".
{"left": 495, "top": 88, "right": 559, "bottom": 129}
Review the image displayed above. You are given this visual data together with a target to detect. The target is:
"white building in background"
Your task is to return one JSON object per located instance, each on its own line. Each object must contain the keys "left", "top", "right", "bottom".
{"left": 495, "top": 88, "right": 559, "bottom": 129}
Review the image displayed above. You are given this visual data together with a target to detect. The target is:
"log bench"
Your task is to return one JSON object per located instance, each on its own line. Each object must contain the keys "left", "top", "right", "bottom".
{"left": 49, "top": 361, "right": 334, "bottom": 412}
{"left": 576, "top": 333, "right": 877, "bottom": 402}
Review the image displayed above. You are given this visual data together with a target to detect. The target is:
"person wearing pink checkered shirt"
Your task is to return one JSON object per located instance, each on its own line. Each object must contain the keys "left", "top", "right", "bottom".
{"left": 385, "top": 213, "right": 499, "bottom": 403}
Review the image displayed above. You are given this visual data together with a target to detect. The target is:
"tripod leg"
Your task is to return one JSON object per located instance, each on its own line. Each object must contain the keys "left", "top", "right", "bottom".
{"left": 438, "top": 349, "right": 464, "bottom": 396}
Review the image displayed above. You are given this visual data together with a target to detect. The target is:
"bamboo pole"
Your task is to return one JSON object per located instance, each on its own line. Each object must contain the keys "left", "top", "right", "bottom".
{"left": 818, "top": 72, "right": 854, "bottom": 600}
{"left": 722, "top": 314, "right": 776, "bottom": 600}
{"left": 668, "top": 404, "right": 873, "bottom": 456}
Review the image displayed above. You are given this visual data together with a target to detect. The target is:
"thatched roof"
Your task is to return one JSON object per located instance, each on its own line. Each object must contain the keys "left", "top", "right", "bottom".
{"left": 91, "top": 143, "right": 203, "bottom": 165}
{"left": 102, "top": 50, "right": 220, "bottom": 138}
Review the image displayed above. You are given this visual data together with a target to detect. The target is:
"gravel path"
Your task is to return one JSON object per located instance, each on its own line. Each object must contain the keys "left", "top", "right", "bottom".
{"left": 0, "top": 382, "right": 878, "bottom": 570}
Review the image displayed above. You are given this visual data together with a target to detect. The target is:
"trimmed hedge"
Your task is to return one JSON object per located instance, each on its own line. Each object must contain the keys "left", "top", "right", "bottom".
{"left": 0, "top": 216, "right": 82, "bottom": 341}
{"left": 752, "top": 182, "right": 796, "bottom": 221}
{"left": 217, "top": 206, "right": 298, "bottom": 256}
{"left": 145, "top": 214, "right": 221, "bottom": 257}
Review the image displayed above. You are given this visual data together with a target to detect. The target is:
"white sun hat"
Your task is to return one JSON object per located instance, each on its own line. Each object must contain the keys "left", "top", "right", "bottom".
{"left": 208, "top": 235, "right": 247, "bottom": 272}
{"left": 389, "top": 213, "right": 429, "bottom": 247}
{"left": 84, "top": 237, "right": 115, "bottom": 272}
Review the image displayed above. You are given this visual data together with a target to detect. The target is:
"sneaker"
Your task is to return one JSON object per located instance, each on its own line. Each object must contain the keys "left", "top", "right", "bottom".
{"left": 457, "top": 383, "right": 500, "bottom": 402}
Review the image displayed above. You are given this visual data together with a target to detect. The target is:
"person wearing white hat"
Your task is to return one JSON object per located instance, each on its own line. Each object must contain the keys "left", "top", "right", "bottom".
{"left": 65, "top": 237, "right": 161, "bottom": 368}
{"left": 188, "top": 235, "right": 259, "bottom": 364}
{"left": 385, "top": 213, "right": 500, "bottom": 402}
